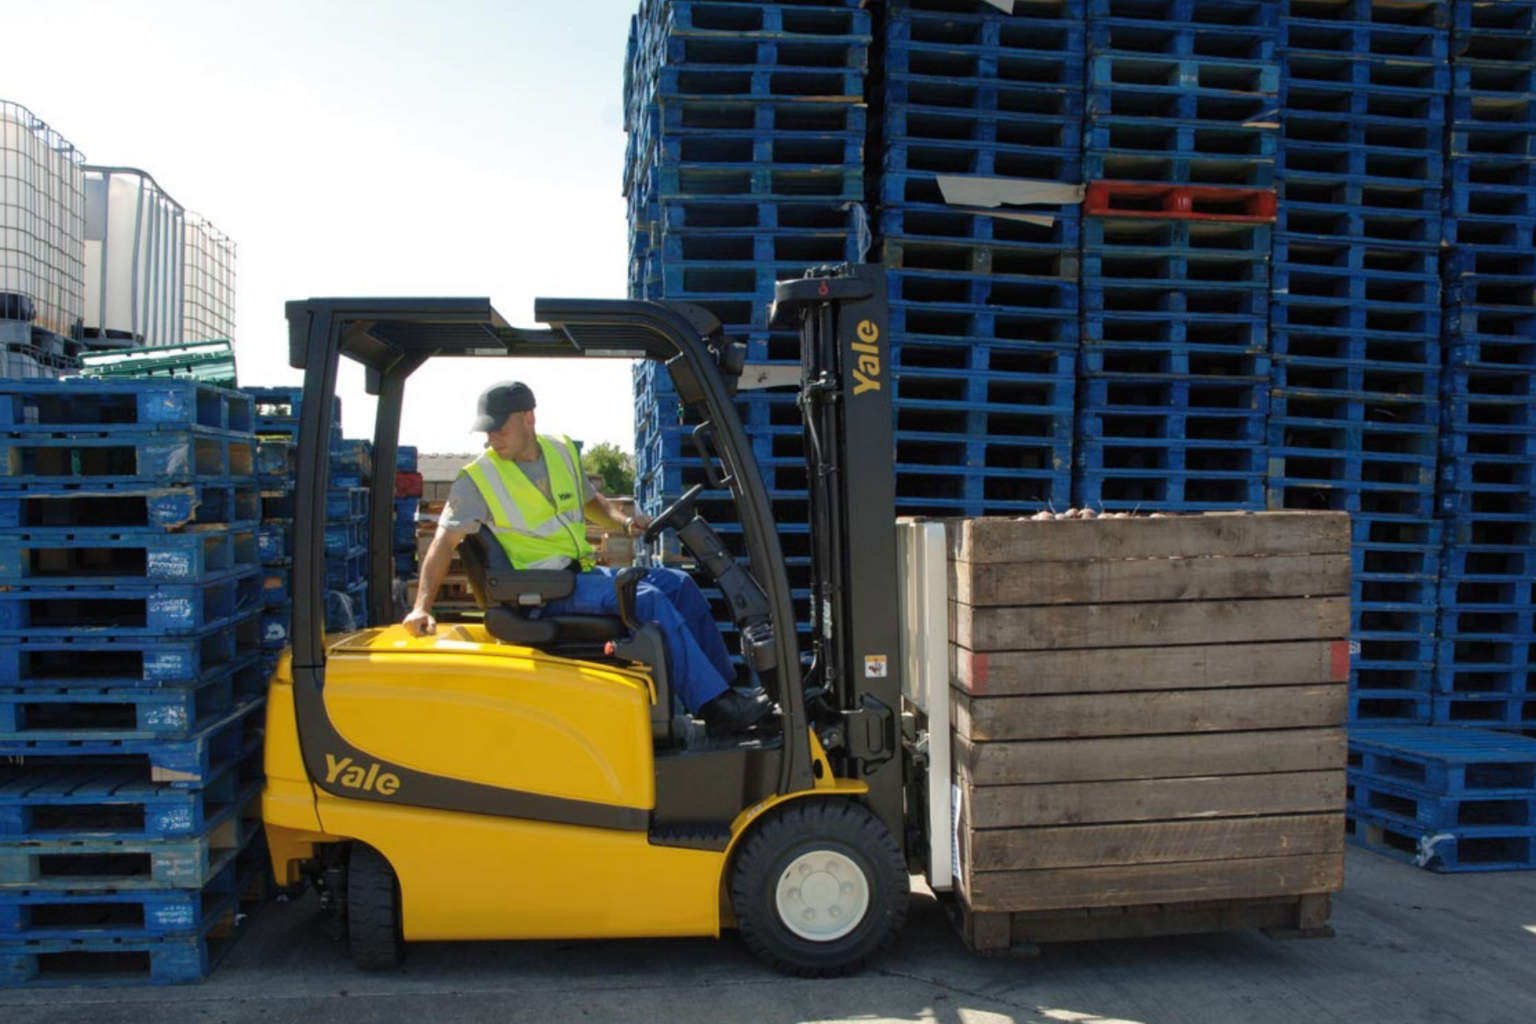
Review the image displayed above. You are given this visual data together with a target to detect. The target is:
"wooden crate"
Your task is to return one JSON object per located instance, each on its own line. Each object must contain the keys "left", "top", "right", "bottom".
{"left": 948, "top": 512, "right": 1350, "bottom": 947}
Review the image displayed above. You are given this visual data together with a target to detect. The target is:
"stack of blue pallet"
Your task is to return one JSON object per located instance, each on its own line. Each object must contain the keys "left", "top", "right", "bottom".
{"left": 624, "top": 0, "right": 873, "bottom": 654}
{"left": 1346, "top": 725, "right": 1536, "bottom": 871}
{"left": 1078, "top": 0, "right": 1277, "bottom": 511}
{"left": 246, "top": 387, "right": 310, "bottom": 676}
{"left": 1438, "top": 0, "right": 1536, "bottom": 734}
{"left": 879, "top": 0, "right": 1083, "bottom": 514}
{"left": 1275, "top": 0, "right": 1449, "bottom": 726}
{"left": 394, "top": 446, "right": 419, "bottom": 581}
{"left": 328, "top": 437, "right": 372, "bottom": 631}
{"left": 0, "top": 379, "right": 268, "bottom": 986}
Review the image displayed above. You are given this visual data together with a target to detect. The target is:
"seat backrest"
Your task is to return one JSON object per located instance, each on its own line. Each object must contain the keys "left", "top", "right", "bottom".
{"left": 457, "top": 532, "right": 622, "bottom": 648}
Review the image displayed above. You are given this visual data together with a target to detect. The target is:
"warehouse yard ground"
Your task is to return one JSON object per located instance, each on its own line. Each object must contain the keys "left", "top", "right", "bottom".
{"left": 0, "top": 850, "right": 1529, "bottom": 1024}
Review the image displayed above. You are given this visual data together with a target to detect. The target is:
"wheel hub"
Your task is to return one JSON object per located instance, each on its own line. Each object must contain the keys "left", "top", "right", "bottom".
{"left": 775, "top": 850, "right": 869, "bottom": 942}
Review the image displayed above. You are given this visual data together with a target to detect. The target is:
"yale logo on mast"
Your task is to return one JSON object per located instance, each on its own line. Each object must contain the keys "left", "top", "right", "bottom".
{"left": 851, "top": 319, "right": 883, "bottom": 395}
{"left": 325, "top": 754, "right": 401, "bottom": 796}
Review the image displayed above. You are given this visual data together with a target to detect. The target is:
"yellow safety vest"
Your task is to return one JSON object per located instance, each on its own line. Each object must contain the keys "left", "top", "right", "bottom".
{"left": 460, "top": 435, "right": 595, "bottom": 571}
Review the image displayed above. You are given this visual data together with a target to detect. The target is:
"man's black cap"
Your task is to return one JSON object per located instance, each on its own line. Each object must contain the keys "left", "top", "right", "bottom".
{"left": 471, "top": 381, "right": 536, "bottom": 432}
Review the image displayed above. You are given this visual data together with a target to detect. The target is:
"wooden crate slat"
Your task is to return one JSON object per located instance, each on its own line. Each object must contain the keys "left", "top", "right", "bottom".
{"left": 962, "top": 770, "right": 1347, "bottom": 829}
{"left": 951, "top": 552, "right": 1350, "bottom": 607}
{"left": 961, "top": 853, "right": 1345, "bottom": 914}
{"left": 953, "top": 728, "right": 1348, "bottom": 786}
{"left": 948, "top": 512, "right": 1350, "bottom": 564}
{"left": 953, "top": 596, "right": 1352, "bottom": 651}
{"left": 964, "top": 813, "right": 1346, "bottom": 872}
{"left": 954, "top": 639, "right": 1351, "bottom": 696}
{"left": 954, "top": 685, "right": 1348, "bottom": 741}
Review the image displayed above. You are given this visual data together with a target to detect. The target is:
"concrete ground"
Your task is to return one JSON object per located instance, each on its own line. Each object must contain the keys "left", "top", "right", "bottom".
{"left": 2, "top": 848, "right": 1532, "bottom": 1024}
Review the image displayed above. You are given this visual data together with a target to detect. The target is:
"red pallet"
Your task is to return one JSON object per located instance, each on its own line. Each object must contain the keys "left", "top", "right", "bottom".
{"left": 1085, "top": 182, "right": 1278, "bottom": 223}
{"left": 395, "top": 471, "right": 424, "bottom": 498}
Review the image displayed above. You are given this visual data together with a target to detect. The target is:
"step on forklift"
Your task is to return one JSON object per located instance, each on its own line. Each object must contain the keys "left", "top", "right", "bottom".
{"left": 263, "top": 263, "right": 954, "bottom": 975}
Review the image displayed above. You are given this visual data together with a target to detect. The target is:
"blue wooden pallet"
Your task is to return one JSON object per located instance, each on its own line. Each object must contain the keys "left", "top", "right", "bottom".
{"left": 885, "top": 236, "right": 1078, "bottom": 281}
{"left": 1450, "top": 124, "right": 1536, "bottom": 159}
{"left": 1451, "top": 0, "right": 1535, "bottom": 38}
{"left": 1433, "top": 693, "right": 1536, "bottom": 729}
{"left": 0, "top": 380, "right": 253, "bottom": 436}
{"left": 1349, "top": 752, "right": 1536, "bottom": 809}
{"left": 886, "top": 132, "right": 1088, "bottom": 180}
{"left": 1089, "top": 0, "right": 1275, "bottom": 28}
{"left": 323, "top": 518, "right": 366, "bottom": 558}
{"left": 0, "top": 839, "right": 265, "bottom": 943}
{"left": 1088, "top": 52, "right": 1279, "bottom": 95}
{"left": 1281, "top": 10, "right": 1447, "bottom": 61}
{"left": 1271, "top": 326, "right": 1438, "bottom": 367}
{"left": 885, "top": 43, "right": 1082, "bottom": 93}
{"left": 653, "top": 162, "right": 863, "bottom": 203}
{"left": 889, "top": 298, "right": 1081, "bottom": 347}
{"left": 655, "top": 1, "right": 871, "bottom": 43}
{"left": 890, "top": 5, "right": 1086, "bottom": 53}
{"left": 0, "top": 792, "right": 260, "bottom": 891}
{"left": 0, "top": 527, "right": 259, "bottom": 585}
{"left": 258, "top": 520, "right": 292, "bottom": 564}
{"left": 1350, "top": 688, "right": 1432, "bottom": 726}
{"left": 893, "top": 269, "right": 1080, "bottom": 311}
{"left": 1442, "top": 208, "right": 1536, "bottom": 249}
{"left": 324, "top": 549, "right": 367, "bottom": 590}
{"left": 652, "top": 63, "right": 865, "bottom": 103}
{"left": 881, "top": 78, "right": 1084, "bottom": 123}
{"left": 0, "top": 902, "right": 255, "bottom": 986}
{"left": 1269, "top": 360, "right": 1442, "bottom": 403}
{"left": 661, "top": 34, "right": 869, "bottom": 73}
{"left": 325, "top": 487, "right": 368, "bottom": 519}
{"left": 0, "top": 433, "right": 255, "bottom": 486}
{"left": 1084, "top": 279, "right": 1266, "bottom": 316}
{"left": 655, "top": 195, "right": 862, "bottom": 234}
{"left": 0, "top": 655, "right": 265, "bottom": 742}
{"left": 254, "top": 437, "right": 292, "bottom": 480}
{"left": 1087, "top": 16, "right": 1273, "bottom": 59}
{"left": 1345, "top": 810, "right": 1535, "bottom": 872}
{"left": 261, "top": 566, "right": 290, "bottom": 609}
{"left": 0, "top": 609, "right": 262, "bottom": 688}
{"left": 1087, "top": 82, "right": 1275, "bottom": 124}
{"left": 893, "top": 464, "right": 1072, "bottom": 512}
{"left": 1083, "top": 214, "right": 1271, "bottom": 253}
{"left": 261, "top": 604, "right": 293, "bottom": 649}
{"left": 1349, "top": 725, "right": 1536, "bottom": 793}
{"left": 1283, "top": 50, "right": 1449, "bottom": 94}
{"left": 0, "top": 745, "right": 263, "bottom": 841}
{"left": 654, "top": 132, "right": 865, "bottom": 171}
{"left": 1082, "top": 249, "right": 1269, "bottom": 287}
{"left": 0, "top": 570, "right": 263, "bottom": 637}
{"left": 0, "top": 699, "right": 264, "bottom": 789}
{"left": 1276, "top": 203, "right": 1441, "bottom": 246}
{"left": 1084, "top": 149, "right": 1273, "bottom": 188}
{"left": 881, "top": 204, "right": 1081, "bottom": 249}
{"left": 660, "top": 227, "right": 863, "bottom": 268}
{"left": 1280, "top": 140, "right": 1443, "bottom": 186}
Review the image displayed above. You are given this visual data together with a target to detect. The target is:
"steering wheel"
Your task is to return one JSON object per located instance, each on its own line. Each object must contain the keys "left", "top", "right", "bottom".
{"left": 643, "top": 484, "right": 705, "bottom": 544}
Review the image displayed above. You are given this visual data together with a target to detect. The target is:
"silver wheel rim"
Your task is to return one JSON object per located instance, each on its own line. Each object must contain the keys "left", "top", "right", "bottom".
{"left": 774, "top": 849, "right": 870, "bottom": 942}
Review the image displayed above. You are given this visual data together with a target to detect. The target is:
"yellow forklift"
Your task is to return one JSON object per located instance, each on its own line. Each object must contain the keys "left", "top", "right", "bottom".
{"left": 262, "top": 265, "right": 945, "bottom": 975}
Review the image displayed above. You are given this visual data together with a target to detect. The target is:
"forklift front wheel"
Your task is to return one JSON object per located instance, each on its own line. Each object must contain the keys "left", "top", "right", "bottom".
{"left": 730, "top": 800, "right": 909, "bottom": 977}
{"left": 347, "top": 843, "right": 405, "bottom": 970}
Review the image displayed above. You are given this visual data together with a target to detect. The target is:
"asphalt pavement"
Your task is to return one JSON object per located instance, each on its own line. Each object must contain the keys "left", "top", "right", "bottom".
{"left": 2, "top": 848, "right": 1532, "bottom": 1024}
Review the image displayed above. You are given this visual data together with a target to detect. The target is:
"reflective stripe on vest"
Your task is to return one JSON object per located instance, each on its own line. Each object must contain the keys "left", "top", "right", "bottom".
{"left": 460, "top": 435, "right": 595, "bottom": 571}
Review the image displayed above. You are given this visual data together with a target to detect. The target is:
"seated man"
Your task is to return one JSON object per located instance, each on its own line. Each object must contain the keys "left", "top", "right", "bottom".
{"left": 403, "top": 381, "right": 769, "bottom": 736}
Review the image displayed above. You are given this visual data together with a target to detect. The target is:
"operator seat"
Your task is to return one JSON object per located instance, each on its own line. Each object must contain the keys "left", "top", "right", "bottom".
{"left": 458, "top": 532, "right": 625, "bottom": 654}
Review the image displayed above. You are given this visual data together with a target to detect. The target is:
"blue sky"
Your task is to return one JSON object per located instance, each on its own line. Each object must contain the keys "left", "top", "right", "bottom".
{"left": 3, "top": 0, "right": 646, "bottom": 453}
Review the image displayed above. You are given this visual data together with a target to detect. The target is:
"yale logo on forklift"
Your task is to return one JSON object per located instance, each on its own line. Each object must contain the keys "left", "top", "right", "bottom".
{"left": 851, "top": 319, "right": 883, "bottom": 395}
{"left": 325, "top": 754, "right": 402, "bottom": 796}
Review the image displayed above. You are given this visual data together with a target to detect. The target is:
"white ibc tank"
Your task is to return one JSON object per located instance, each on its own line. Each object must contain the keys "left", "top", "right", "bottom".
{"left": 183, "top": 213, "right": 236, "bottom": 345}
{"left": 0, "top": 100, "right": 86, "bottom": 337}
{"left": 83, "top": 166, "right": 185, "bottom": 347}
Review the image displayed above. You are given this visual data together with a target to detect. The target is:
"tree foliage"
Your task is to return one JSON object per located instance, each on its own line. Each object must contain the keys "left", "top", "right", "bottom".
{"left": 583, "top": 442, "right": 636, "bottom": 496}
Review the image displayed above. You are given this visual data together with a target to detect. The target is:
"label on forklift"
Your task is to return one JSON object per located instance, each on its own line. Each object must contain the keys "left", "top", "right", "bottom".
{"left": 864, "top": 654, "right": 888, "bottom": 678}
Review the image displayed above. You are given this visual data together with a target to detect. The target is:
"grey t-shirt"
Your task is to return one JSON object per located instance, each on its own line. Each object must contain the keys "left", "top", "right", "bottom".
{"left": 439, "top": 446, "right": 594, "bottom": 535}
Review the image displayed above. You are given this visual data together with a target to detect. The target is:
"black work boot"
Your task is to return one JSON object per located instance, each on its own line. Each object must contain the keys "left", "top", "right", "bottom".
{"left": 700, "top": 688, "right": 772, "bottom": 737}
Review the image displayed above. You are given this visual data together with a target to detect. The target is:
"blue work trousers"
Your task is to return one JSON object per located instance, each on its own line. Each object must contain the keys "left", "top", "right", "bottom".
{"left": 543, "top": 566, "right": 734, "bottom": 712}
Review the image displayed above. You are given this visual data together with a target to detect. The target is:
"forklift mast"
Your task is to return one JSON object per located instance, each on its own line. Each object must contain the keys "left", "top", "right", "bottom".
{"left": 772, "top": 264, "right": 905, "bottom": 845}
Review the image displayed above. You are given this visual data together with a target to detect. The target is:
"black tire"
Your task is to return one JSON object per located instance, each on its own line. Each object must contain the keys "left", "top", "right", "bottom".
{"left": 729, "top": 800, "right": 909, "bottom": 977}
{"left": 348, "top": 843, "right": 404, "bottom": 970}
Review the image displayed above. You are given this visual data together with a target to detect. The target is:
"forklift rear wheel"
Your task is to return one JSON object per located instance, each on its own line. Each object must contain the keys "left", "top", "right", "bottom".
{"left": 730, "top": 800, "right": 909, "bottom": 977}
{"left": 348, "top": 843, "right": 404, "bottom": 970}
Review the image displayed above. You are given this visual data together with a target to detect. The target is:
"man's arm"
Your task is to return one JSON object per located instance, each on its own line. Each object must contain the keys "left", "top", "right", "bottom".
{"left": 585, "top": 492, "right": 651, "bottom": 538}
{"left": 402, "top": 525, "right": 468, "bottom": 636}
